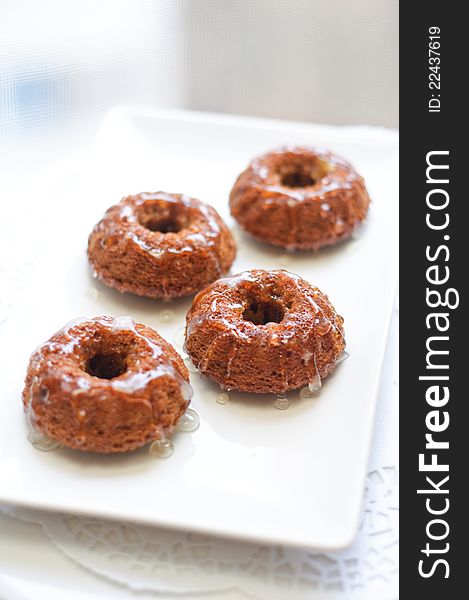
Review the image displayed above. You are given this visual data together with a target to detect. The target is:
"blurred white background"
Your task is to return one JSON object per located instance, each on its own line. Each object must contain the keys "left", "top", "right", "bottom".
{"left": 1, "top": 0, "right": 397, "bottom": 170}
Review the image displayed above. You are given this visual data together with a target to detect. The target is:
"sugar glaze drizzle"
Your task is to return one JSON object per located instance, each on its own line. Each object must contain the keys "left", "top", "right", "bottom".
{"left": 27, "top": 429, "right": 62, "bottom": 452}
{"left": 25, "top": 316, "right": 194, "bottom": 454}
{"left": 185, "top": 270, "right": 347, "bottom": 405}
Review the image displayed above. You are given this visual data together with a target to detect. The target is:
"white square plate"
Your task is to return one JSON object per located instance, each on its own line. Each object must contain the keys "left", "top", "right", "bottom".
{"left": 0, "top": 108, "right": 398, "bottom": 550}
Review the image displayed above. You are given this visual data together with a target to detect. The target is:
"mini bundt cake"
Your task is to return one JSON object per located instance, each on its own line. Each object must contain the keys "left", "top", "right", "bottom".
{"left": 23, "top": 316, "right": 192, "bottom": 453}
{"left": 185, "top": 269, "right": 345, "bottom": 394}
{"left": 88, "top": 192, "right": 236, "bottom": 299}
{"left": 229, "top": 146, "right": 370, "bottom": 250}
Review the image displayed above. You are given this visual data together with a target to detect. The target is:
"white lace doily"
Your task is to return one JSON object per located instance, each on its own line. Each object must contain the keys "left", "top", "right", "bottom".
{"left": 0, "top": 155, "right": 398, "bottom": 600}
{"left": 2, "top": 463, "right": 398, "bottom": 599}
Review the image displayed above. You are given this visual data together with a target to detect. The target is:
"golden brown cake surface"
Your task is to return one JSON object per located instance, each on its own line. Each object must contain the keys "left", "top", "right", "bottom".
{"left": 23, "top": 316, "right": 192, "bottom": 453}
{"left": 229, "top": 146, "right": 370, "bottom": 250}
{"left": 185, "top": 269, "right": 345, "bottom": 394}
{"left": 88, "top": 192, "right": 236, "bottom": 299}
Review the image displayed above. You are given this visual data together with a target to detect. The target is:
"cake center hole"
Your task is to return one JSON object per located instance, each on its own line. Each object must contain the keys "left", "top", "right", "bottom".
{"left": 86, "top": 353, "right": 127, "bottom": 379}
{"left": 137, "top": 200, "right": 188, "bottom": 234}
{"left": 280, "top": 158, "right": 330, "bottom": 188}
{"left": 281, "top": 171, "right": 315, "bottom": 188}
{"left": 144, "top": 217, "right": 181, "bottom": 233}
{"left": 243, "top": 300, "right": 284, "bottom": 325}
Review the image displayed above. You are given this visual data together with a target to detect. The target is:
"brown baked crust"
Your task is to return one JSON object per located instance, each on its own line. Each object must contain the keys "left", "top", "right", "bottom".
{"left": 22, "top": 316, "right": 192, "bottom": 453}
{"left": 229, "top": 146, "right": 370, "bottom": 250}
{"left": 88, "top": 192, "right": 236, "bottom": 299}
{"left": 185, "top": 269, "right": 345, "bottom": 394}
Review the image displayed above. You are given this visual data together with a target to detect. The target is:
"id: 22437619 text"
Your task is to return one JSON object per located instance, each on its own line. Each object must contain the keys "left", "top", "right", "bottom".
{"left": 428, "top": 26, "right": 441, "bottom": 113}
